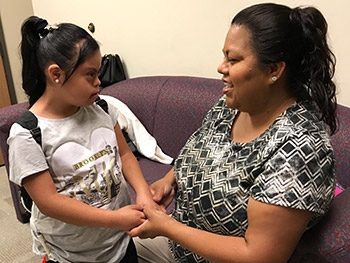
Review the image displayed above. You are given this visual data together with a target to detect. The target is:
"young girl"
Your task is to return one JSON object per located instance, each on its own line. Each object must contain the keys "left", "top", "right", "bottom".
{"left": 8, "top": 16, "right": 156, "bottom": 263}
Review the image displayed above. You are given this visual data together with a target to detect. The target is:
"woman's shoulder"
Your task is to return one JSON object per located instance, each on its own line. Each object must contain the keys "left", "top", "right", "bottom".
{"left": 280, "top": 100, "right": 329, "bottom": 137}
{"left": 263, "top": 100, "right": 333, "bottom": 154}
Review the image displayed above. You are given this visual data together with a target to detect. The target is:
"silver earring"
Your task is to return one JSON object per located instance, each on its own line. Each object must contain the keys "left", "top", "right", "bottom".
{"left": 55, "top": 79, "right": 59, "bottom": 84}
{"left": 272, "top": 76, "right": 277, "bottom": 82}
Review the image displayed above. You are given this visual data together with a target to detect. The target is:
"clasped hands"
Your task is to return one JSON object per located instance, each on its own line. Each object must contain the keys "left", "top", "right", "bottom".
{"left": 127, "top": 177, "right": 176, "bottom": 239}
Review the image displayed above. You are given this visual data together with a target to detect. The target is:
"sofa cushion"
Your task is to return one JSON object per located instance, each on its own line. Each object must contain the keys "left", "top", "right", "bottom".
{"left": 101, "top": 76, "right": 223, "bottom": 158}
{"left": 100, "top": 76, "right": 170, "bottom": 137}
{"left": 152, "top": 76, "right": 223, "bottom": 158}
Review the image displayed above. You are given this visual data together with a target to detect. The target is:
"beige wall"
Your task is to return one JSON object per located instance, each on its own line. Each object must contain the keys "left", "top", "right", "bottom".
{"left": 5, "top": 0, "right": 350, "bottom": 106}
{"left": 0, "top": 0, "right": 33, "bottom": 103}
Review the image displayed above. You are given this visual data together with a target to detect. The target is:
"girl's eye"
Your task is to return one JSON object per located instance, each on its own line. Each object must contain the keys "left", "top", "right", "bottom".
{"left": 88, "top": 72, "right": 96, "bottom": 78}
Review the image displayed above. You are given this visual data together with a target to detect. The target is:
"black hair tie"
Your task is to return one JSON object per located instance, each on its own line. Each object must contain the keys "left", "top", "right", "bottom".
{"left": 35, "top": 18, "right": 49, "bottom": 37}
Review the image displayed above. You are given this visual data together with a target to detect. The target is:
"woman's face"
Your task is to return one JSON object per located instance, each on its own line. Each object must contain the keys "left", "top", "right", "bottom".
{"left": 217, "top": 24, "right": 271, "bottom": 113}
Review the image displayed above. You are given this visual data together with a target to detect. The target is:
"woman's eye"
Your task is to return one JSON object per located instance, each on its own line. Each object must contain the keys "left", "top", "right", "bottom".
{"left": 223, "top": 56, "right": 238, "bottom": 65}
{"left": 227, "top": 58, "right": 238, "bottom": 64}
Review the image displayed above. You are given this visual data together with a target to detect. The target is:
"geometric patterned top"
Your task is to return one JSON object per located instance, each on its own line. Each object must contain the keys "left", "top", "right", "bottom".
{"left": 170, "top": 96, "right": 335, "bottom": 262}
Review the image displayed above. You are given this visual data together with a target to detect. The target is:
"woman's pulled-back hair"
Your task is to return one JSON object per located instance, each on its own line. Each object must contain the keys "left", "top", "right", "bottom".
{"left": 20, "top": 16, "right": 100, "bottom": 106}
{"left": 232, "top": 3, "right": 337, "bottom": 134}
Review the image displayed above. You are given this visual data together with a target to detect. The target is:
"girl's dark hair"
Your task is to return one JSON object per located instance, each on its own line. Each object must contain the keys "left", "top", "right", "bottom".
{"left": 20, "top": 16, "right": 100, "bottom": 106}
{"left": 232, "top": 3, "right": 337, "bottom": 134}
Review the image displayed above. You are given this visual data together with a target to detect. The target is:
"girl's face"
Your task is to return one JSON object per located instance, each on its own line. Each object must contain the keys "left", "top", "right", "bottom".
{"left": 217, "top": 24, "right": 271, "bottom": 113}
{"left": 60, "top": 50, "right": 102, "bottom": 107}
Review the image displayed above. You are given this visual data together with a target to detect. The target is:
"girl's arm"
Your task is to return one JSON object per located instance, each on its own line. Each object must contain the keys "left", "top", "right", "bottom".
{"left": 114, "top": 123, "right": 157, "bottom": 208}
{"left": 23, "top": 170, "right": 145, "bottom": 231}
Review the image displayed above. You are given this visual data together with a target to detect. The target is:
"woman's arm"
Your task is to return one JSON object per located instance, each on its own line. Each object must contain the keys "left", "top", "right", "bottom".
{"left": 129, "top": 197, "right": 313, "bottom": 263}
{"left": 23, "top": 170, "right": 146, "bottom": 231}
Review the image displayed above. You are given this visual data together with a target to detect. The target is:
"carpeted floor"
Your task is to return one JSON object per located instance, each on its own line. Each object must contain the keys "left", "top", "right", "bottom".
{"left": 0, "top": 165, "right": 41, "bottom": 263}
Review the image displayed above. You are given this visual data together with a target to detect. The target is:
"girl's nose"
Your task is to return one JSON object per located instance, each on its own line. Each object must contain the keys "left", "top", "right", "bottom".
{"left": 96, "top": 77, "right": 101, "bottom": 87}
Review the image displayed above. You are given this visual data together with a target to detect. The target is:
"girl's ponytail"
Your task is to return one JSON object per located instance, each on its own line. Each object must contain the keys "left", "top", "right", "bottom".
{"left": 20, "top": 16, "right": 48, "bottom": 106}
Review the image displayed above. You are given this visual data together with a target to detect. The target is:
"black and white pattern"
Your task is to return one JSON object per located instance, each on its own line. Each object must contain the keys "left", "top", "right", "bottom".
{"left": 169, "top": 97, "right": 335, "bottom": 262}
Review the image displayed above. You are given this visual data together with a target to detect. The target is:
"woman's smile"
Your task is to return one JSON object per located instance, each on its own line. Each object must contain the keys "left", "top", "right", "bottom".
{"left": 222, "top": 80, "right": 233, "bottom": 95}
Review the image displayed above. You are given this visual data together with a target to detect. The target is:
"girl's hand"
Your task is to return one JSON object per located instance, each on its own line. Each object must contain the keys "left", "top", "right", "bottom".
{"left": 128, "top": 205, "right": 175, "bottom": 238}
{"left": 113, "top": 204, "right": 146, "bottom": 231}
{"left": 135, "top": 191, "right": 164, "bottom": 212}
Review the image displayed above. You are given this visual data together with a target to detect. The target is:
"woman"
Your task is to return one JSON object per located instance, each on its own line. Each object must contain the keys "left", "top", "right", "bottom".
{"left": 130, "top": 3, "right": 337, "bottom": 263}
{"left": 8, "top": 16, "right": 157, "bottom": 263}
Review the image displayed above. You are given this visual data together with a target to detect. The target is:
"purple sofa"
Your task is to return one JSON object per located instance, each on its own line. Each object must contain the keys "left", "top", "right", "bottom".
{"left": 0, "top": 76, "right": 349, "bottom": 262}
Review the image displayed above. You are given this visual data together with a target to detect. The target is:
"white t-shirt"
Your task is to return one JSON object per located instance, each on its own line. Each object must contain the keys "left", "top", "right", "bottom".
{"left": 8, "top": 96, "right": 131, "bottom": 263}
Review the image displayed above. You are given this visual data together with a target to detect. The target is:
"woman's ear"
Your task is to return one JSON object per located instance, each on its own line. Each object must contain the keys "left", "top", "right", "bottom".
{"left": 47, "top": 64, "right": 63, "bottom": 85}
{"left": 269, "top": 61, "right": 286, "bottom": 84}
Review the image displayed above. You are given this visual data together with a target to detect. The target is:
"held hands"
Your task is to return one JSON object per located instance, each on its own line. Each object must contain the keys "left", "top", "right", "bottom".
{"left": 128, "top": 205, "right": 174, "bottom": 239}
{"left": 113, "top": 181, "right": 168, "bottom": 233}
{"left": 114, "top": 204, "right": 146, "bottom": 231}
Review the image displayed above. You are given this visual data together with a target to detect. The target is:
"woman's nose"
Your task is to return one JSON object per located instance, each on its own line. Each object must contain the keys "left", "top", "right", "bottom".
{"left": 217, "top": 59, "right": 227, "bottom": 75}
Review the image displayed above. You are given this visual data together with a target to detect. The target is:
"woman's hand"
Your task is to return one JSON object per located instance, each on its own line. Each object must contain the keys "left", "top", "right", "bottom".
{"left": 150, "top": 168, "right": 177, "bottom": 210}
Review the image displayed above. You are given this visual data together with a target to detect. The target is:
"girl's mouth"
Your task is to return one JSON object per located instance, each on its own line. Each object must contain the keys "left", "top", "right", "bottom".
{"left": 91, "top": 92, "right": 99, "bottom": 99}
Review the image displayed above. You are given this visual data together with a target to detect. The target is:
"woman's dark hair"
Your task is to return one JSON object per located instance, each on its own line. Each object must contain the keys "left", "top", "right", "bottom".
{"left": 232, "top": 3, "right": 337, "bottom": 134}
{"left": 20, "top": 16, "right": 100, "bottom": 106}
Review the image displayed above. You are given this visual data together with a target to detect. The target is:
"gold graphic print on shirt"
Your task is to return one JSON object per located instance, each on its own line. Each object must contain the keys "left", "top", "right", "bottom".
{"left": 51, "top": 128, "right": 123, "bottom": 208}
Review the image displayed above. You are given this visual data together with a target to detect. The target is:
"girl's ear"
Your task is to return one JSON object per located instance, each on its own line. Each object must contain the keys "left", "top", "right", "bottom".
{"left": 47, "top": 64, "right": 63, "bottom": 85}
{"left": 268, "top": 61, "right": 286, "bottom": 84}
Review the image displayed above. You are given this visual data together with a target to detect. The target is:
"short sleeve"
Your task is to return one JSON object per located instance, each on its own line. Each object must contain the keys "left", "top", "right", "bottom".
{"left": 251, "top": 132, "right": 335, "bottom": 215}
{"left": 7, "top": 123, "right": 49, "bottom": 186}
